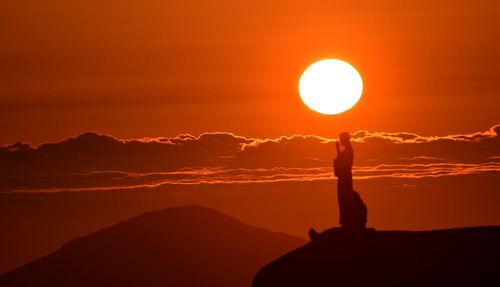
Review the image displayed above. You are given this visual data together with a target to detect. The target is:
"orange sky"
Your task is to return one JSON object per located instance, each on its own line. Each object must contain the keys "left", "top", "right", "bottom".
{"left": 1, "top": 0, "right": 499, "bottom": 144}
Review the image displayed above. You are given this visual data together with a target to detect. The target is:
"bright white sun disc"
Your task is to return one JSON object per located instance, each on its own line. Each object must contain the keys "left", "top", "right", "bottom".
{"left": 299, "top": 59, "right": 363, "bottom": 115}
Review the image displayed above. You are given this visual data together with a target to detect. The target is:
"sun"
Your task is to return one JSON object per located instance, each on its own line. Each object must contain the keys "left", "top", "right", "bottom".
{"left": 299, "top": 59, "right": 363, "bottom": 115}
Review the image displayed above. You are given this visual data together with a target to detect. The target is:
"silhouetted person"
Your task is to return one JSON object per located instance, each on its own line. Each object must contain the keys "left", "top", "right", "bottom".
{"left": 334, "top": 132, "right": 354, "bottom": 227}
{"left": 309, "top": 132, "right": 367, "bottom": 239}
{"left": 334, "top": 132, "right": 367, "bottom": 230}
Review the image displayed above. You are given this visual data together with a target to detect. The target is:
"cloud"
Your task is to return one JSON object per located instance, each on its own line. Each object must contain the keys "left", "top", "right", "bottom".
{"left": 1, "top": 125, "right": 499, "bottom": 192}
{"left": 352, "top": 124, "right": 499, "bottom": 144}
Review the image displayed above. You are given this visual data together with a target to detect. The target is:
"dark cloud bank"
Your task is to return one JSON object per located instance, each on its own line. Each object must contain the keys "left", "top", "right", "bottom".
{"left": 1, "top": 125, "right": 499, "bottom": 192}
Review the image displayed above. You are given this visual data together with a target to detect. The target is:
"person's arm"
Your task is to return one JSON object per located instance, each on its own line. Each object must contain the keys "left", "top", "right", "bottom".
{"left": 333, "top": 143, "right": 339, "bottom": 177}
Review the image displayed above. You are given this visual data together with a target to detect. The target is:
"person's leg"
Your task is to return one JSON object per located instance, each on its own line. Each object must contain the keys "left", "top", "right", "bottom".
{"left": 337, "top": 177, "right": 350, "bottom": 227}
{"left": 346, "top": 175, "right": 353, "bottom": 192}
{"left": 337, "top": 178, "right": 344, "bottom": 226}
{"left": 339, "top": 176, "right": 357, "bottom": 228}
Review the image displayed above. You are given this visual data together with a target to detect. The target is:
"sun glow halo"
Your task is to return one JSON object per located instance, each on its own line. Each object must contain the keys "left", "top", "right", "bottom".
{"left": 299, "top": 59, "right": 363, "bottom": 115}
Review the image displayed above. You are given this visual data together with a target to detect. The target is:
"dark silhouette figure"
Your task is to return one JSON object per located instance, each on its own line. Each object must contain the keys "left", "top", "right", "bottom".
{"left": 333, "top": 132, "right": 367, "bottom": 230}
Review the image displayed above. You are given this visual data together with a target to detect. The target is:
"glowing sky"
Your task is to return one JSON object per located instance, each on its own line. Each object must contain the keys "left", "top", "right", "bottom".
{"left": 1, "top": 0, "right": 499, "bottom": 144}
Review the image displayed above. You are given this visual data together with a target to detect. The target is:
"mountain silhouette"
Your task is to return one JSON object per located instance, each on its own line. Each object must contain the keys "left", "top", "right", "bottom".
{"left": 253, "top": 227, "right": 500, "bottom": 287}
{"left": 0, "top": 206, "right": 305, "bottom": 287}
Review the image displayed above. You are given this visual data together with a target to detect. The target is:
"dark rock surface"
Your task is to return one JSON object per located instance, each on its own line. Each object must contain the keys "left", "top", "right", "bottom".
{"left": 253, "top": 226, "right": 500, "bottom": 287}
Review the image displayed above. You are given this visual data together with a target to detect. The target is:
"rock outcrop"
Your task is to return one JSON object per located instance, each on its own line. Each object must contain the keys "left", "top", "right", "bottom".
{"left": 253, "top": 226, "right": 500, "bottom": 287}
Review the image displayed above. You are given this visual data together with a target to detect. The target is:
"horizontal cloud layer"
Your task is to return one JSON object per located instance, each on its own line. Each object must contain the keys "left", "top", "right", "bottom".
{"left": 1, "top": 125, "right": 499, "bottom": 192}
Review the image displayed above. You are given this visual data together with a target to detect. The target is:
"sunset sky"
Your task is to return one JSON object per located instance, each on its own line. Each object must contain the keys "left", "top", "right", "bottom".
{"left": 1, "top": 0, "right": 499, "bottom": 144}
{"left": 1, "top": 0, "right": 500, "bottom": 277}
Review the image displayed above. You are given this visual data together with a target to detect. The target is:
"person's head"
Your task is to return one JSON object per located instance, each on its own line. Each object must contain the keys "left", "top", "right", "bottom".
{"left": 339, "top": 132, "right": 351, "bottom": 146}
